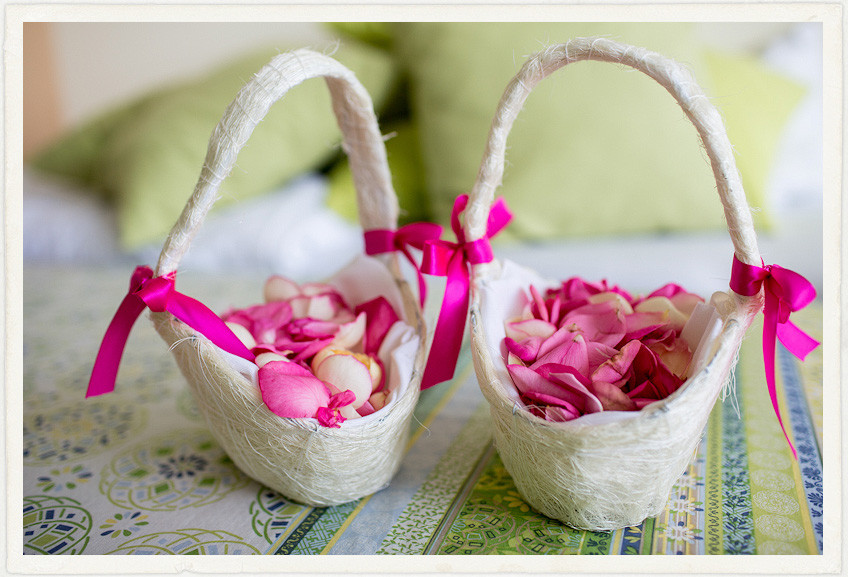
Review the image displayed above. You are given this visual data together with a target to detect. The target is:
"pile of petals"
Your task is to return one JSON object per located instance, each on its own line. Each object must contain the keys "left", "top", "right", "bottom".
{"left": 222, "top": 276, "right": 402, "bottom": 428}
{"left": 503, "top": 277, "right": 705, "bottom": 423}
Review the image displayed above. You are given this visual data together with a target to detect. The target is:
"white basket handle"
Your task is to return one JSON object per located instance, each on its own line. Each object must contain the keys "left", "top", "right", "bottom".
{"left": 463, "top": 37, "right": 761, "bottom": 267}
{"left": 156, "top": 49, "right": 399, "bottom": 276}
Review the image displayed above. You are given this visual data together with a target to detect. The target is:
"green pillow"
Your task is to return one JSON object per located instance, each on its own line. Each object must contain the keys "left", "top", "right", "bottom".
{"left": 703, "top": 48, "right": 805, "bottom": 230}
{"left": 390, "top": 23, "right": 802, "bottom": 240}
{"left": 33, "top": 41, "right": 398, "bottom": 249}
{"left": 326, "top": 120, "right": 431, "bottom": 225}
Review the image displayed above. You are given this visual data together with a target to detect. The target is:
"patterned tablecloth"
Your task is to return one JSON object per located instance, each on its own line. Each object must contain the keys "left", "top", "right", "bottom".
{"left": 19, "top": 266, "right": 824, "bottom": 558}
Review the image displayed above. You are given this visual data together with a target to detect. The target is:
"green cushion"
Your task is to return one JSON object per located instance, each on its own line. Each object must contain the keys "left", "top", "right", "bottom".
{"left": 326, "top": 120, "right": 431, "bottom": 226}
{"left": 33, "top": 41, "right": 398, "bottom": 249}
{"left": 390, "top": 23, "right": 803, "bottom": 240}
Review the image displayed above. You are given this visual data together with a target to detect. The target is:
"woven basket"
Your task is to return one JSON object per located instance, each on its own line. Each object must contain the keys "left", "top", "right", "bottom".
{"left": 149, "top": 50, "right": 426, "bottom": 507}
{"left": 464, "top": 38, "right": 764, "bottom": 530}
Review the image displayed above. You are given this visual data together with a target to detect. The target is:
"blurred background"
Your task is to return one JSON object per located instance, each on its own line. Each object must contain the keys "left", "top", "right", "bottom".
{"left": 22, "top": 22, "right": 823, "bottom": 297}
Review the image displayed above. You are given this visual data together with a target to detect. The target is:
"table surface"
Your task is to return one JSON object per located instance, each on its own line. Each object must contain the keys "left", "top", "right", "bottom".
{"left": 20, "top": 266, "right": 824, "bottom": 557}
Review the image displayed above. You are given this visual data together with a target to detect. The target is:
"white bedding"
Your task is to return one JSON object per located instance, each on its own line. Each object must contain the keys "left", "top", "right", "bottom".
{"left": 22, "top": 24, "right": 823, "bottom": 299}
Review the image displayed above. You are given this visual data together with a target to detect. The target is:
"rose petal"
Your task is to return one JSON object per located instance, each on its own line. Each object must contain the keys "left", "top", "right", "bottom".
{"left": 258, "top": 360, "right": 330, "bottom": 419}
{"left": 291, "top": 338, "right": 334, "bottom": 363}
{"left": 314, "top": 353, "right": 373, "bottom": 408}
{"left": 264, "top": 275, "right": 301, "bottom": 302}
{"left": 355, "top": 297, "right": 400, "bottom": 355}
{"left": 529, "top": 285, "right": 549, "bottom": 322}
{"left": 301, "top": 282, "right": 339, "bottom": 297}
{"left": 504, "top": 336, "right": 544, "bottom": 364}
{"left": 591, "top": 340, "right": 641, "bottom": 387}
{"left": 333, "top": 311, "right": 366, "bottom": 350}
{"left": 255, "top": 352, "right": 287, "bottom": 368}
{"left": 226, "top": 321, "right": 257, "bottom": 350}
{"left": 634, "top": 297, "right": 689, "bottom": 333}
{"left": 589, "top": 380, "right": 638, "bottom": 411}
{"left": 646, "top": 335, "right": 693, "bottom": 378}
{"left": 315, "top": 406, "right": 345, "bottom": 428}
{"left": 532, "top": 333, "right": 590, "bottom": 377}
{"left": 505, "top": 319, "right": 557, "bottom": 342}
{"left": 586, "top": 341, "right": 619, "bottom": 375}
{"left": 623, "top": 311, "right": 668, "bottom": 341}
{"left": 356, "top": 401, "right": 376, "bottom": 417}
{"left": 369, "top": 390, "right": 389, "bottom": 411}
{"left": 587, "top": 291, "right": 634, "bottom": 314}
{"left": 670, "top": 292, "right": 704, "bottom": 317}
{"left": 562, "top": 301, "right": 627, "bottom": 347}
{"left": 508, "top": 363, "right": 602, "bottom": 414}
{"left": 522, "top": 390, "right": 582, "bottom": 415}
{"left": 544, "top": 405, "right": 581, "bottom": 422}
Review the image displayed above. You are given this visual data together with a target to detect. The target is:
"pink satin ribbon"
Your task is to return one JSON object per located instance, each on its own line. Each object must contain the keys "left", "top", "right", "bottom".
{"left": 87, "top": 265, "right": 256, "bottom": 397}
{"left": 364, "top": 222, "right": 444, "bottom": 308}
{"left": 730, "top": 255, "right": 819, "bottom": 459}
{"left": 419, "top": 194, "right": 513, "bottom": 389}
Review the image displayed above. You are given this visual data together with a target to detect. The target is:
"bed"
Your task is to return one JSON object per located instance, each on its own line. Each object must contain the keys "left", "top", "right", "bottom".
{"left": 17, "top": 20, "right": 827, "bottom": 563}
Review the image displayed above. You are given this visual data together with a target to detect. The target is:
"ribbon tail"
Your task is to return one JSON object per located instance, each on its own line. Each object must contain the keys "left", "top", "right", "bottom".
{"left": 87, "top": 294, "right": 147, "bottom": 397}
{"left": 776, "top": 320, "right": 820, "bottom": 361}
{"left": 420, "top": 252, "right": 470, "bottom": 390}
{"left": 166, "top": 293, "right": 256, "bottom": 362}
{"left": 762, "top": 294, "right": 798, "bottom": 460}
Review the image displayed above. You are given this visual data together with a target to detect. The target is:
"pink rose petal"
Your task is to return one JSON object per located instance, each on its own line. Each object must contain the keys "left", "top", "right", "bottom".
{"left": 264, "top": 275, "right": 301, "bottom": 302}
{"left": 355, "top": 296, "right": 400, "bottom": 356}
{"left": 591, "top": 340, "right": 641, "bottom": 387}
{"left": 532, "top": 333, "right": 590, "bottom": 377}
{"left": 258, "top": 360, "right": 331, "bottom": 419}
{"left": 314, "top": 353, "right": 373, "bottom": 408}
{"left": 589, "top": 380, "right": 638, "bottom": 411}
{"left": 623, "top": 311, "right": 667, "bottom": 341}
{"left": 505, "top": 318, "right": 557, "bottom": 342}
{"left": 333, "top": 312, "right": 366, "bottom": 350}
{"left": 544, "top": 405, "right": 581, "bottom": 422}
{"left": 509, "top": 363, "right": 602, "bottom": 415}
{"left": 528, "top": 285, "right": 549, "bottom": 322}
{"left": 504, "top": 336, "right": 544, "bottom": 364}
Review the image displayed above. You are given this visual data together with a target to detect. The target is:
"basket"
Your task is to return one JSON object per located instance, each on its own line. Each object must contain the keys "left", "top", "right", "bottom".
{"left": 147, "top": 50, "right": 427, "bottom": 507}
{"left": 462, "top": 38, "right": 767, "bottom": 530}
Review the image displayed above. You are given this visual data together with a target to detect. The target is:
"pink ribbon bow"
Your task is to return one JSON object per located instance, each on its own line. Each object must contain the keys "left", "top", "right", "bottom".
{"left": 419, "top": 194, "right": 513, "bottom": 389}
{"left": 364, "top": 222, "right": 444, "bottom": 308}
{"left": 730, "top": 255, "right": 819, "bottom": 459}
{"left": 87, "top": 265, "right": 256, "bottom": 398}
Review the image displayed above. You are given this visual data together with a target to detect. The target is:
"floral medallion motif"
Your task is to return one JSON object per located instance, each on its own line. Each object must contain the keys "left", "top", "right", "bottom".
{"left": 99, "top": 511, "right": 150, "bottom": 538}
{"left": 36, "top": 465, "right": 93, "bottom": 493}
{"left": 99, "top": 428, "right": 251, "bottom": 511}
{"left": 23, "top": 495, "right": 92, "bottom": 554}
{"left": 104, "top": 529, "right": 260, "bottom": 554}
{"left": 23, "top": 397, "right": 147, "bottom": 465}
{"left": 249, "top": 487, "right": 307, "bottom": 544}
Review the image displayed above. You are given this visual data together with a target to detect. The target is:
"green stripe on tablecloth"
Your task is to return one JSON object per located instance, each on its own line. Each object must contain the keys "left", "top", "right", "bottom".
{"left": 705, "top": 397, "right": 724, "bottom": 554}
{"left": 739, "top": 317, "right": 818, "bottom": 555}
{"left": 376, "top": 401, "right": 494, "bottom": 555}
{"left": 288, "top": 500, "right": 361, "bottom": 555}
{"left": 434, "top": 449, "right": 587, "bottom": 555}
{"left": 639, "top": 517, "right": 655, "bottom": 554}
{"left": 274, "top": 507, "right": 327, "bottom": 554}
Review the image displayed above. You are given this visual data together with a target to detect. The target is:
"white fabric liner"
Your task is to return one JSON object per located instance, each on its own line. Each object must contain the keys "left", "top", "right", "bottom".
{"left": 477, "top": 258, "right": 723, "bottom": 426}
{"left": 218, "top": 254, "right": 420, "bottom": 430}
